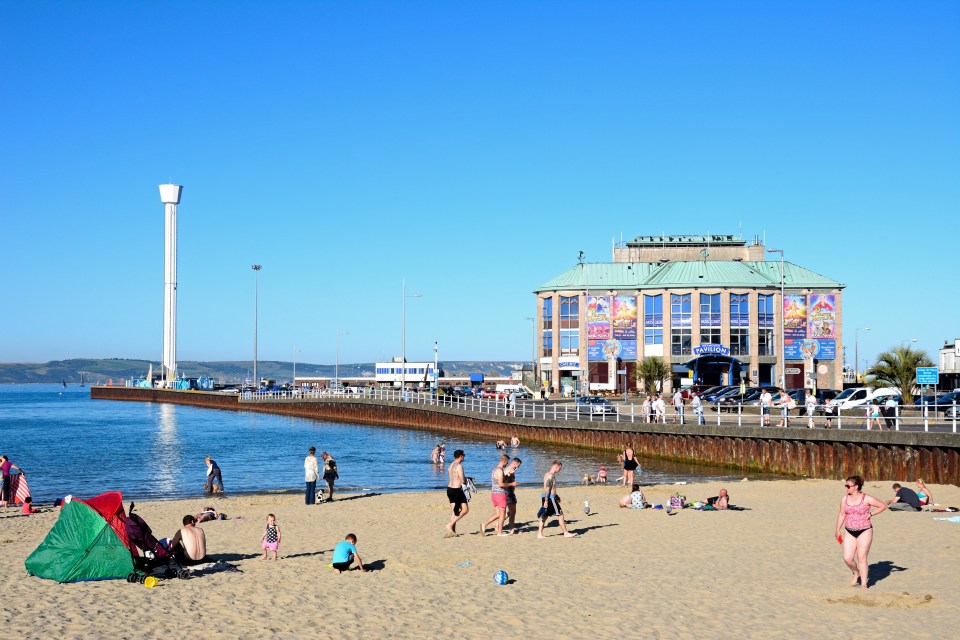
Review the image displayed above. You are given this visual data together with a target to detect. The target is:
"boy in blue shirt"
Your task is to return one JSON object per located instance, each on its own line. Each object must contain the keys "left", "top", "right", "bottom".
{"left": 332, "top": 533, "right": 366, "bottom": 573}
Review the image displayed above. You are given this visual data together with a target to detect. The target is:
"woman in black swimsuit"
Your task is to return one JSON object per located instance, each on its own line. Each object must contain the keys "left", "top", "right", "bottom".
{"left": 622, "top": 444, "right": 640, "bottom": 488}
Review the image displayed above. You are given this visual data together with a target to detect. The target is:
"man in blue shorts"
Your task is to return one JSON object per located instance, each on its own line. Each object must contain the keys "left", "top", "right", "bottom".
{"left": 537, "top": 460, "right": 579, "bottom": 539}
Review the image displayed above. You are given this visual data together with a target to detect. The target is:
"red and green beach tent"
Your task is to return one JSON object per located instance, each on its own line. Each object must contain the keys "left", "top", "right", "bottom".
{"left": 25, "top": 491, "right": 135, "bottom": 583}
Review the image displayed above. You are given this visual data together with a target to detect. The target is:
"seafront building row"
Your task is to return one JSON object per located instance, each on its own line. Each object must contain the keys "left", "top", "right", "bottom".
{"left": 532, "top": 234, "right": 845, "bottom": 396}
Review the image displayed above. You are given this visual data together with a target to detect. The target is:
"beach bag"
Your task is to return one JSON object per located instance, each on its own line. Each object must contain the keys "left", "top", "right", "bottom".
{"left": 669, "top": 494, "right": 686, "bottom": 509}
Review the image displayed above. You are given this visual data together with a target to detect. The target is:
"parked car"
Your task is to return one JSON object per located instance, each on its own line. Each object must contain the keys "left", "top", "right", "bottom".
{"left": 680, "top": 384, "right": 716, "bottom": 399}
{"left": 835, "top": 387, "right": 899, "bottom": 410}
{"left": 832, "top": 387, "right": 869, "bottom": 409}
{"left": 512, "top": 388, "right": 533, "bottom": 399}
{"left": 576, "top": 396, "right": 618, "bottom": 415}
{"left": 704, "top": 386, "right": 738, "bottom": 403}
{"left": 714, "top": 387, "right": 759, "bottom": 411}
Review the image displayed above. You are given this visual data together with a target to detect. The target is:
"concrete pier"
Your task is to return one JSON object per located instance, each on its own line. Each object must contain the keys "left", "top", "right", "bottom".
{"left": 91, "top": 386, "right": 960, "bottom": 485}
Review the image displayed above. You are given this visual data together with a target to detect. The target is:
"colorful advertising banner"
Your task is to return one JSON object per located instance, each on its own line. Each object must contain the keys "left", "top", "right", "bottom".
{"left": 588, "top": 339, "right": 637, "bottom": 361}
{"left": 586, "top": 296, "right": 611, "bottom": 340}
{"left": 785, "top": 339, "right": 836, "bottom": 360}
{"left": 611, "top": 295, "right": 637, "bottom": 340}
{"left": 783, "top": 294, "right": 807, "bottom": 340}
{"left": 808, "top": 294, "right": 836, "bottom": 339}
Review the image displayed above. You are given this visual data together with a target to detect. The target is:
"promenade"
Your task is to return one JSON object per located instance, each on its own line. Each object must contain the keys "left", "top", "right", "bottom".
{"left": 92, "top": 386, "right": 960, "bottom": 485}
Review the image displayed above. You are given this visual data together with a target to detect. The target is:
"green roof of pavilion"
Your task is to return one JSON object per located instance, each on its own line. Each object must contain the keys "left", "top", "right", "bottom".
{"left": 534, "top": 261, "right": 844, "bottom": 293}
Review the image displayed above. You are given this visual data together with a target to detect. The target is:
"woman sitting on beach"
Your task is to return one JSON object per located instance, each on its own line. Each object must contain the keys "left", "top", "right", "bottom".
{"left": 619, "top": 489, "right": 648, "bottom": 509}
{"left": 705, "top": 488, "right": 729, "bottom": 509}
{"left": 916, "top": 479, "right": 933, "bottom": 507}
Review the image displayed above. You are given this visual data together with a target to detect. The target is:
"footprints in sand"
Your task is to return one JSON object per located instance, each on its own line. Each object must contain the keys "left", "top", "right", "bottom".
{"left": 827, "top": 592, "right": 934, "bottom": 609}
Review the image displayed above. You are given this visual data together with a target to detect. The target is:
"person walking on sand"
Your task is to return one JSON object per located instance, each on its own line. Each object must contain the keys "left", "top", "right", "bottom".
{"left": 204, "top": 456, "right": 223, "bottom": 494}
{"left": 305, "top": 447, "right": 320, "bottom": 505}
{"left": 444, "top": 450, "right": 469, "bottom": 538}
{"left": 261, "top": 514, "right": 281, "bottom": 560}
{"left": 503, "top": 457, "right": 522, "bottom": 534}
{"left": 321, "top": 451, "right": 339, "bottom": 502}
{"left": 835, "top": 475, "right": 888, "bottom": 589}
{"left": 537, "top": 461, "right": 578, "bottom": 539}
{"left": 481, "top": 454, "right": 517, "bottom": 536}
{"left": 331, "top": 533, "right": 366, "bottom": 573}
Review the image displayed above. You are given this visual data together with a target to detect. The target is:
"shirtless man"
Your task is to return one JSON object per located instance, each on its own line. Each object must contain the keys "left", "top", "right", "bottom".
{"left": 537, "top": 460, "right": 578, "bottom": 539}
{"left": 445, "top": 450, "right": 469, "bottom": 538}
{"left": 169, "top": 515, "right": 208, "bottom": 565}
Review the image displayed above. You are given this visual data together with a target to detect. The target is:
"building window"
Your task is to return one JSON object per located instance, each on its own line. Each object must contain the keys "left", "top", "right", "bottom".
{"left": 542, "top": 331, "right": 553, "bottom": 358}
{"left": 758, "top": 294, "right": 775, "bottom": 356}
{"left": 671, "top": 294, "right": 692, "bottom": 356}
{"left": 699, "top": 293, "right": 721, "bottom": 345}
{"left": 542, "top": 297, "right": 553, "bottom": 331}
{"left": 559, "top": 296, "right": 579, "bottom": 355}
{"left": 644, "top": 294, "right": 663, "bottom": 345}
{"left": 758, "top": 328, "right": 775, "bottom": 357}
{"left": 560, "top": 329, "right": 579, "bottom": 355}
{"left": 730, "top": 294, "right": 749, "bottom": 356}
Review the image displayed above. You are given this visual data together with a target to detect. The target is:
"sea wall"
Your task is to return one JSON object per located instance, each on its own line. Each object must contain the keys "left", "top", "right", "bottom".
{"left": 91, "top": 386, "right": 960, "bottom": 485}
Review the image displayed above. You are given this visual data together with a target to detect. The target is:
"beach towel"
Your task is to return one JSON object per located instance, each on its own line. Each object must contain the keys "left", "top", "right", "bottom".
{"left": 934, "top": 516, "right": 960, "bottom": 523}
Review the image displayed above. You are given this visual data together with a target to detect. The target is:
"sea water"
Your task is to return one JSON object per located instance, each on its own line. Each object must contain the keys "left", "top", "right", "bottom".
{"left": 0, "top": 384, "right": 766, "bottom": 502}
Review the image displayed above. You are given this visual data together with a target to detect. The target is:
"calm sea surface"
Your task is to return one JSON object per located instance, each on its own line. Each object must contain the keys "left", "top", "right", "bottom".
{"left": 0, "top": 384, "right": 769, "bottom": 502}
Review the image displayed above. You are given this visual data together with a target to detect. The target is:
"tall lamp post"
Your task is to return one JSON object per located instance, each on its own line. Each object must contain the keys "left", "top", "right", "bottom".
{"left": 401, "top": 279, "right": 423, "bottom": 391}
{"left": 855, "top": 327, "right": 871, "bottom": 382}
{"left": 292, "top": 346, "right": 301, "bottom": 387}
{"left": 901, "top": 338, "right": 917, "bottom": 348}
{"left": 252, "top": 264, "right": 262, "bottom": 388}
{"left": 524, "top": 316, "right": 536, "bottom": 391}
{"left": 335, "top": 328, "right": 349, "bottom": 384}
{"left": 767, "top": 248, "right": 785, "bottom": 387}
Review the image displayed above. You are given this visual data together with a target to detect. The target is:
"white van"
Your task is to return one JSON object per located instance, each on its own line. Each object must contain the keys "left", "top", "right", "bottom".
{"left": 835, "top": 387, "right": 898, "bottom": 410}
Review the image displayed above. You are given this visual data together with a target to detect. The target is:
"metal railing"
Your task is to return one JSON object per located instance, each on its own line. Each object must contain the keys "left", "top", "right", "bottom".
{"left": 238, "top": 389, "right": 959, "bottom": 433}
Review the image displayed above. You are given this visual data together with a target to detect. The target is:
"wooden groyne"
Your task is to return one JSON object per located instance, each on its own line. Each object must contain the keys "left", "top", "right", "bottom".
{"left": 91, "top": 386, "right": 960, "bottom": 485}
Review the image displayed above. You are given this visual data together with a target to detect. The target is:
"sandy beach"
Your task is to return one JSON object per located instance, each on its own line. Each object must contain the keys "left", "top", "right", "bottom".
{"left": 2, "top": 478, "right": 958, "bottom": 639}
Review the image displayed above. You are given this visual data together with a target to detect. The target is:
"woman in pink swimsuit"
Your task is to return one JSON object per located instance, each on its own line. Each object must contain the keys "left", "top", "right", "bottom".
{"left": 834, "top": 475, "right": 887, "bottom": 589}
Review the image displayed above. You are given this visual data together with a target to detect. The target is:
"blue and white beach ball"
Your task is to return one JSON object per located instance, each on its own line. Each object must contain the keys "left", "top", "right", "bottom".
{"left": 494, "top": 570, "right": 509, "bottom": 585}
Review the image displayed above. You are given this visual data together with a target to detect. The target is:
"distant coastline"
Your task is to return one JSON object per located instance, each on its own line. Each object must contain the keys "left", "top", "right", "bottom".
{"left": 0, "top": 359, "right": 524, "bottom": 385}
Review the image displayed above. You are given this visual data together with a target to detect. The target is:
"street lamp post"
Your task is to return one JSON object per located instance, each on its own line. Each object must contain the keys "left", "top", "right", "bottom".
{"left": 855, "top": 327, "right": 871, "bottom": 382}
{"left": 252, "top": 264, "right": 262, "bottom": 389}
{"left": 335, "top": 328, "right": 349, "bottom": 385}
{"left": 292, "top": 346, "right": 301, "bottom": 387}
{"left": 766, "top": 249, "right": 785, "bottom": 387}
{"left": 524, "top": 316, "right": 536, "bottom": 392}
{"left": 401, "top": 279, "right": 423, "bottom": 392}
{"left": 901, "top": 338, "right": 917, "bottom": 348}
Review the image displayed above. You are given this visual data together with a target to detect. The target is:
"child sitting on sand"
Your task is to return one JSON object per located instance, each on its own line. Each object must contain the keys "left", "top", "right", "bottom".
{"left": 331, "top": 533, "right": 366, "bottom": 573}
{"left": 261, "top": 514, "right": 281, "bottom": 560}
{"left": 21, "top": 496, "right": 38, "bottom": 515}
{"left": 596, "top": 466, "right": 608, "bottom": 484}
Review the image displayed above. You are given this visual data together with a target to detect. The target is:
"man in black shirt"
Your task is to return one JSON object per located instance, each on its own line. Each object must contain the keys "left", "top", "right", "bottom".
{"left": 887, "top": 483, "right": 922, "bottom": 511}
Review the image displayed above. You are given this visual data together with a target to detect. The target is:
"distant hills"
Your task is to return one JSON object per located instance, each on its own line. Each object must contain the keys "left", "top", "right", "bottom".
{"left": 0, "top": 358, "right": 526, "bottom": 385}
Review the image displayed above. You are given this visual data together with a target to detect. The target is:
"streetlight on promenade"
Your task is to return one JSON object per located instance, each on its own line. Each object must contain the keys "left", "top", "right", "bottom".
{"left": 335, "top": 328, "right": 349, "bottom": 385}
{"left": 524, "top": 316, "right": 536, "bottom": 391}
{"left": 401, "top": 279, "right": 422, "bottom": 392}
{"left": 292, "top": 346, "right": 301, "bottom": 387}
{"left": 767, "top": 248, "right": 785, "bottom": 387}
{"left": 855, "top": 327, "right": 871, "bottom": 382}
{"left": 901, "top": 338, "right": 917, "bottom": 348}
{"left": 252, "top": 264, "right": 262, "bottom": 389}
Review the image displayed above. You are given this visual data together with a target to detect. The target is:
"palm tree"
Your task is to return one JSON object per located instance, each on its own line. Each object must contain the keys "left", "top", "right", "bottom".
{"left": 636, "top": 356, "right": 670, "bottom": 394}
{"left": 865, "top": 346, "right": 934, "bottom": 404}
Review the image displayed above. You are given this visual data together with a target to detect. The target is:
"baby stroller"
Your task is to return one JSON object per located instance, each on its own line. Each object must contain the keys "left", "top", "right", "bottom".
{"left": 123, "top": 502, "right": 190, "bottom": 580}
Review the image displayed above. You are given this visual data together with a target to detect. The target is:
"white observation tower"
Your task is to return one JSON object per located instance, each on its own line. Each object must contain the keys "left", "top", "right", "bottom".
{"left": 159, "top": 184, "right": 183, "bottom": 387}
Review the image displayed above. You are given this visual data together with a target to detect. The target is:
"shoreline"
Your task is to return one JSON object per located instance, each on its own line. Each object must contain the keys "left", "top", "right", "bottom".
{"left": 3, "top": 478, "right": 959, "bottom": 638}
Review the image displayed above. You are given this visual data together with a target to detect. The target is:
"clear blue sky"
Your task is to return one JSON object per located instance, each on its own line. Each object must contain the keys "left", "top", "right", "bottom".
{"left": 1, "top": 2, "right": 957, "bottom": 369}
